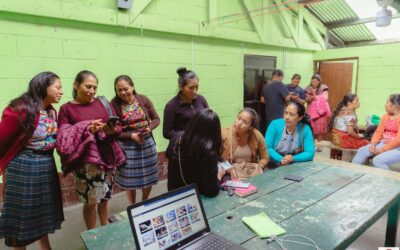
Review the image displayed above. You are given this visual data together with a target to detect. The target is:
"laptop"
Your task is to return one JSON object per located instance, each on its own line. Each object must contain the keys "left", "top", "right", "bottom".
{"left": 127, "top": 184, "right": 247, "bottom": 250}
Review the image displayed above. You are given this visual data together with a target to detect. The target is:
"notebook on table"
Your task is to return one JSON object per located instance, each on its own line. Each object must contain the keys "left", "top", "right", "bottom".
{"left": 127, "top": 183, "right": 247, "bottom": 250}
{"left": 233, "top": 184, "right": 258, "bottom": 197}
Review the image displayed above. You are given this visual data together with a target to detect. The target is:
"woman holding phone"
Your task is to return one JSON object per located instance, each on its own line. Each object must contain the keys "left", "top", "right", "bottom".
{"left": 58, "top": 70, "right": 125, "bottom": 230}
{"left": 111, "top": 75, "right": 160, "bottom": 204}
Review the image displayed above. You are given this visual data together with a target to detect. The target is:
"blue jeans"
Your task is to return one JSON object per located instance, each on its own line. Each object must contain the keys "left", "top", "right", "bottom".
{"left": 352, "top": 141, "right": 400, "bottom": 169}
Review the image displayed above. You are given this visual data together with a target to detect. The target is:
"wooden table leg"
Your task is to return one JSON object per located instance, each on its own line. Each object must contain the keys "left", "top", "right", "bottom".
{"left": 385, "top": 200, "right": 399, "bottom": 246}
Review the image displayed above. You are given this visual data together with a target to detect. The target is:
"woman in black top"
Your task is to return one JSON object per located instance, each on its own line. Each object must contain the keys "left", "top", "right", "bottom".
{"left": 163, "top": 67, "right": 209, "bottom": 158}
{"left": 167, "top": 109, "right": 223, "bottom": 197}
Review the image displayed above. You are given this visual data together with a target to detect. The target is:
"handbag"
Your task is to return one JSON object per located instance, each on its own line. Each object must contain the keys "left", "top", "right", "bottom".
{"left": 229, "top": 128, "right": 263, "bottom": 180}
{"left": 98, "top": 96, "right": 114, "bottom": 118}
{"left": 231, "top": 162, "right": 263, "bottom": 180}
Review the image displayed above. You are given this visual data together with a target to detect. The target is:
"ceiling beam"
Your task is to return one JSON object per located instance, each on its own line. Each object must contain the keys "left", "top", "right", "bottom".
{"left": 327, "top": 30, "right": 345, "bottom": 47}
{"left": 209, "top": 0, "right": 218, "bottom": 22}
{"left": 241, "top": 0, "right": 267, "bottom": 43}
{"left": 275, "top": 0, "right": 300, "bottom": 47}
{"left": 129, "top": 0, "right": 153, "bottom": 24}
{"left": 326, "top": 14, "right": 400, "bottom": 29}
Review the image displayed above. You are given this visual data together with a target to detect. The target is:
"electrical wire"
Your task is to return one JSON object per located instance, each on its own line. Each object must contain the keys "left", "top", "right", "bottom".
{"left": 207, "top": 0, "right": 298, "bottom": 23}
{"left": 267, "top": 234, "right": 322, "bottom": 250}
{"left": 203, "top": 0, "right": 325, "bottom": 25}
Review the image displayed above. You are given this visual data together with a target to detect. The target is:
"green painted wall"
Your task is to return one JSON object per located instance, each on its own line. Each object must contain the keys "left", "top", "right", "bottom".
{"left": 0, "top": 0, "right": 325, "bottom": 50}
{"left": 0, "top": 0, "right": 317, "bottom": 172}
{"left": 314, "top": 42, "right": 400, "bottom": 125}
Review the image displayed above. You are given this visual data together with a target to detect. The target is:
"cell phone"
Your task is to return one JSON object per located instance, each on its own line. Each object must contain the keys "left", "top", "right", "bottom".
{"left": 107, "top": 116, "right": 119, "bottom": 125}
{"left": 284, "top": 174, "right": 303, "bottom": 182}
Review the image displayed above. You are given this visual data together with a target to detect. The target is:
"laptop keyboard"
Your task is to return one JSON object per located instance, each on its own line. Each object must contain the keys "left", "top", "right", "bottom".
{"left": 193, "top": 235, "right": 232, "bottom": 250}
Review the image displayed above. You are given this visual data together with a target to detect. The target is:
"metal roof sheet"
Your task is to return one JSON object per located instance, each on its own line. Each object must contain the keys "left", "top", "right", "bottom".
{"left": 306, "top": 0, "right": 376, "bottom": 43}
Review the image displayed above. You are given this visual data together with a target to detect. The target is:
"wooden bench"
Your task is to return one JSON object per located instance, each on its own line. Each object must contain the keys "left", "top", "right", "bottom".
{"left": 316, "top": 141, "right": 358, "bottom": 162}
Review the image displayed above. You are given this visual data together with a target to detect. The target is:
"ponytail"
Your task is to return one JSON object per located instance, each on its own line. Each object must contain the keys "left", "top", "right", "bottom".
{"left": 328, "top": 101, "right": 344, "bottom": 131}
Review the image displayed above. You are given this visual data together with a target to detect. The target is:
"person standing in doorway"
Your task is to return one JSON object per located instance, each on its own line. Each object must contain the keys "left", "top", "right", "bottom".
{"left": 305, "top": 74, "right": 330, "bottom": 152}
{"left": 260, "top": 69, "right": 293, "bottom": 129}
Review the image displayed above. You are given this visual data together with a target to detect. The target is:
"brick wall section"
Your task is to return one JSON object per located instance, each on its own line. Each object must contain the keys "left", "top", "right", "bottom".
{"left": 0, "top": 152, "right": 168, "bottom": 211}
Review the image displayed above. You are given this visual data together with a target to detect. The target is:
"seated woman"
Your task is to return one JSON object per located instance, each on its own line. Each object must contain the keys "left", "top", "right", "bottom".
{"left": 329, "top": 94, "right": 369, "bottom": 149}
{"left": 266, "top": 101, "right": 315, "bottom": 167}
{"left": 167, "top": 109, "right": 224, "bottom": 197}
{"left": 221, "top": 108, "right": 269, "bottom": 178}
{"left": 352, "top": 94, "right": 400, "bottom": 169}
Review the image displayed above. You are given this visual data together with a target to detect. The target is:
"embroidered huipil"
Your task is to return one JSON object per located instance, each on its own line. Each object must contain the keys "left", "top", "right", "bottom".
{"left": 121, "top": 97, "right": 149, "bottom": 131}
{"left": 26, "top": 110, "right": 57, "bottom": 151}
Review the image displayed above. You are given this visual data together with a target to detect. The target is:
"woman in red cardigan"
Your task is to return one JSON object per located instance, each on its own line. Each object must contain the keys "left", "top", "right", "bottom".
{"left": 0, "top": 72, "right": 64, "bottom": 249}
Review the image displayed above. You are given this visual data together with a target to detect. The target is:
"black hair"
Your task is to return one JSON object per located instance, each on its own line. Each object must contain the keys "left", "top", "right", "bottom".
{"left": 328, "top": 93, "right": 358, "bottom": 131}
{"left": 311, "top": 73, "right": 321, "bottom": 82}
{"left": 272, "top": 69, "right": 284, "bottom": 77}
{"left": 292, "top": 74, "right": 301, "bottom": 80}
{"left": 389, "top": 94, "right": 400, "bottom": 106}
{"left": 72, "top": 70, "right": 98, "bottom": 99}
{"left": 286, "top": 101, "right": 312, "bottom": 132}
{"left": 238, "top": 108, "right": 259, "bottom": 129}
{"left": 9, "top": 71, "right": 60, "bottom": 131}
{"left": 177, "top": 67, "right": 198, "bottom": 88}
{"left": 111, "top": 75, "right": 137, "bottom": 117}
{"left": 310, "top": 73, "right": 321, "bottom": 86}
{"left": 179, "top": 109, "right": 222, "bottom": 162}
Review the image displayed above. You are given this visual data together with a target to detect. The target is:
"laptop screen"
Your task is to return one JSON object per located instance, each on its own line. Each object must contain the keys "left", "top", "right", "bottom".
{"left": 129, "top": 186, "right": 208, "bottom": 250}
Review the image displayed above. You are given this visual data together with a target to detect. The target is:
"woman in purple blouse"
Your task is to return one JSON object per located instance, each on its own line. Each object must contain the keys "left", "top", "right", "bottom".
{"left": 163, "top": 67, "right": 209, "bottom": 159}
{"left": 58, "top": 70, "right": 121, "bottom": 230}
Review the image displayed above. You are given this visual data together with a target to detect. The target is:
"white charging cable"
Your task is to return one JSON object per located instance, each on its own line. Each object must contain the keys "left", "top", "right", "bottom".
{"left": 266, "top": 234, "right": 322, "bottom": 250}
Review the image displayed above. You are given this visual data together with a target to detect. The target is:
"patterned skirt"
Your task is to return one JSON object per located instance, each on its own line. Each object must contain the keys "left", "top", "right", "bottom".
{"left": 74, "top": 164, "right": 114, "bottom": 205}
{"left": 116, "top": 136, "right": 158, "bottom": 190}
{"left": 0, "top": 150, "right": 64, "bottom": 247}
{"left": 332, "top": 128, "right": 369, "bottom": 149}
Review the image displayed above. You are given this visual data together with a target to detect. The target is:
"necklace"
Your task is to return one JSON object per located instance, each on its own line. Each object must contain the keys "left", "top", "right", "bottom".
{"left": 236, "top": 133, "right": 248, "bottom": 146}
{"left": 286, "top": 127, "right": 295, "bottom": 135}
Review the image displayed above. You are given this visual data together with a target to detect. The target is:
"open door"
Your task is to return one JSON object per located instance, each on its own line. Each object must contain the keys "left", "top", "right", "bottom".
{"left": 318, "top": 61, "right": 354, "bottom": 111}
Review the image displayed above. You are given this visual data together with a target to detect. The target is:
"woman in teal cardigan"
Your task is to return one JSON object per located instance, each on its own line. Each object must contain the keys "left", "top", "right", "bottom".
{"left": 265, "top": 101, "right": 315, "bottom": 167}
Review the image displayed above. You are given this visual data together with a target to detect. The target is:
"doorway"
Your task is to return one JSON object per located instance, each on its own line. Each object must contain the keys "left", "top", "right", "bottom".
{"left": 314, "top": 59, "right": 358, "bottom": 112}
{"left": 243, "top": 55, "right": 276, "bottom": 135}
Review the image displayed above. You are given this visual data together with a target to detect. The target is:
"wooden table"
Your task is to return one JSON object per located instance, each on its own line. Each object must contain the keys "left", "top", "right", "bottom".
{"left": 81, "top": 162, "right": 400, "bottom": 250}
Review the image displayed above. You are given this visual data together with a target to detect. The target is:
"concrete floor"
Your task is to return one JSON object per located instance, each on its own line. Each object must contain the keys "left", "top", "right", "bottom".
{"left": 6, "top": 148, "right": 400, "bottom": 250}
